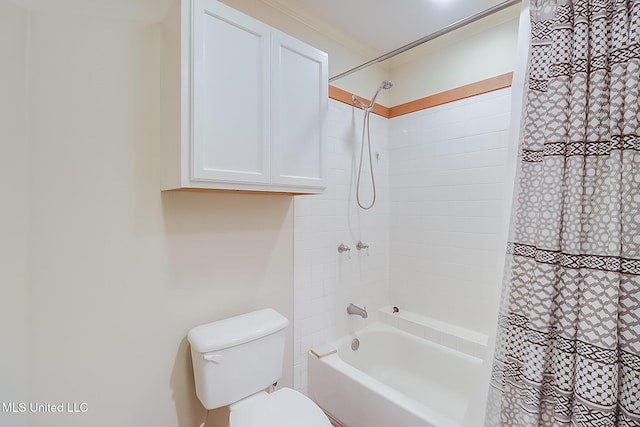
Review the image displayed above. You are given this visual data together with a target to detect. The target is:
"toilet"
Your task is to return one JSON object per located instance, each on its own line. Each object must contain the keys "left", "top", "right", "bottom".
{"left": 187, "top": 308, "right": 331, "bottom": 427}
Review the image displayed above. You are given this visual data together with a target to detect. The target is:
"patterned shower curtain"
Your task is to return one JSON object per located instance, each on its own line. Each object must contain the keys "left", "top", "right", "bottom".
{"left": 485, "top": 0, "right": 640, "bottom": 426}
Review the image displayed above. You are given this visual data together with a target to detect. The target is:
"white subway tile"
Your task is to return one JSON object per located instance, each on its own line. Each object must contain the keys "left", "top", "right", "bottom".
{"left": 297, "top": 92, "right": 512, "bottom": 391}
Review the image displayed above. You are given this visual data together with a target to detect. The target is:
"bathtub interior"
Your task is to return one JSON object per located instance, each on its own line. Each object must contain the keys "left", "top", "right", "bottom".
{"left": 342, "top": 323, "right": 481, "bottom": 420}
{"left": 311, "top": 322, "right": 485, "bottom": 425}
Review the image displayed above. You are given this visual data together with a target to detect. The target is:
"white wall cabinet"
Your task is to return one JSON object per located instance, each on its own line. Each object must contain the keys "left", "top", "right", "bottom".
{"left": 161, "top": 0, "right": 328, "bottom": 193}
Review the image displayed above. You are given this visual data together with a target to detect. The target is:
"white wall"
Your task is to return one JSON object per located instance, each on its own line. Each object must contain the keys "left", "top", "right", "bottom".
{"left": 293, "top": 101, "right": 390, "bottom": 393}
{"left": 389, "top": 6, "right": 520, "bottom": 105}
{"left": 0, "top": 3, "right": 29, "bottom": 427}
{"left": 2, "top": 5, "right": 295, "bottom": 427}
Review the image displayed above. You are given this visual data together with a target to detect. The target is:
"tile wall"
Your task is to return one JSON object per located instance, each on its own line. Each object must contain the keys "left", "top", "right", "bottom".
{"left": 293, "top": 99, "right": 390, "bottom": 393}
{"left": 294, "top": 88, "right": 514, "bottom": 393}
{"left": 389, "top": 87, "right": 513, "bottom": 336}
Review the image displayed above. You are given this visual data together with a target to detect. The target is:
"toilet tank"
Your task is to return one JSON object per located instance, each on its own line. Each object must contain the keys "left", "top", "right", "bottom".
{"left": 187, "top": 309, "right": 289, "bottom": 410}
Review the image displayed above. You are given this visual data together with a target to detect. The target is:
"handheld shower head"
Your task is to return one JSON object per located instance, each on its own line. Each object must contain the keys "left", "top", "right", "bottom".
{"left": 351, "top": 80, "right": 394, "bottom": 111}
{"left": 369, "top": 80, "right": 393, "bottom": 107}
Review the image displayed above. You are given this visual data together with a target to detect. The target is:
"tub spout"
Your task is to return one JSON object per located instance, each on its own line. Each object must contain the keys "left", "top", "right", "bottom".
{"left": 347, "top": 303, "right": 368, "bottom": 318}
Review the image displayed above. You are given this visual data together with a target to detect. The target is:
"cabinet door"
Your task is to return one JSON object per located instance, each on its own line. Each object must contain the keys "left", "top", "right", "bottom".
{"left": 192, "top": 0, "right": 271, "bottom": 184}
{"left": 271, "top": 32, "right": 328, "bottom": 190}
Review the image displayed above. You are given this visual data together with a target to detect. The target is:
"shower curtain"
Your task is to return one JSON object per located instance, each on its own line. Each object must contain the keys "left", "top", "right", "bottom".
{"left": 486, "top": 0, "right": 640, "bottom": 426}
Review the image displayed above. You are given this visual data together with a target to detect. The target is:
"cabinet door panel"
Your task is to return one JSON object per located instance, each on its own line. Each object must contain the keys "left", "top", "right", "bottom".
{"left": 192, "top": 0, "right": 271, "bottom": 184}
{"left": 271, "top": 32, "right": 327, "bottom": 189}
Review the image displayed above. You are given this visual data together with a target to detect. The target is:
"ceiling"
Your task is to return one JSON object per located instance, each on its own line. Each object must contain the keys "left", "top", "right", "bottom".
{"left": 262, "top": 0, "right": 517, "bottom": 54}
{"left": 11, "top": 0, "right": 519, "bottom": 62}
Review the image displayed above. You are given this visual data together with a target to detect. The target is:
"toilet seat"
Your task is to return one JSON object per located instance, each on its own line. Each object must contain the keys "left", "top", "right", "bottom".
{"left": 229, "top": 388, "right": 331, "bottom": 427}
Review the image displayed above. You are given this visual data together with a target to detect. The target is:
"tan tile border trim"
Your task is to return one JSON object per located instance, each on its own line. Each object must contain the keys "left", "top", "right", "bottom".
{"left": 328, "top": 85, "right": 392, "bottom": 118}
{"left": 328, "top": 72, "right": 513, "bottom": 119}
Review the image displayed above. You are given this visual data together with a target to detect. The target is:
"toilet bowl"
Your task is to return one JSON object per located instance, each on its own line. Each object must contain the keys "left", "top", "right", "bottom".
{"left": 187, "top": 309, "right": 331, "bottom": 427}
{"left": 229, "top": 388, "right": 330, "bottom": 427}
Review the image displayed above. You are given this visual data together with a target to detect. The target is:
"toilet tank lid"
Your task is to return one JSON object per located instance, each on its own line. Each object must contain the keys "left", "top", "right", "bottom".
{"left": 188, "top": 309, "right": 289, "bottom": 353}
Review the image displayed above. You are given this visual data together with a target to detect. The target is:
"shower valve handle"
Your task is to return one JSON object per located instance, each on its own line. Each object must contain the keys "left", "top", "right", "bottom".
{"left": 338, "top": 243, "right": 351, "bottom": 254}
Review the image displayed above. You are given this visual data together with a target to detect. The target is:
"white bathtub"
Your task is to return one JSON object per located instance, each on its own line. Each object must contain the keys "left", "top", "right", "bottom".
{"left": 308, "top": 322, "right": 483, "bottom": 427}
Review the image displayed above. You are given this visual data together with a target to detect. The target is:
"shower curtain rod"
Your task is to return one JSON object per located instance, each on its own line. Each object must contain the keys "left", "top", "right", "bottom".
{"left": 328, "top": 0, "right": 522, "bottom": 82}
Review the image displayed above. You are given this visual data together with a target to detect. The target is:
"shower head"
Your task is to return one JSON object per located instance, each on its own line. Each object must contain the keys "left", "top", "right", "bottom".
{"left": 351, "top": 80, "right": 394, "bottom": 111}
{"left": 369, "top": 80, "right": 393, "bottom": 107}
